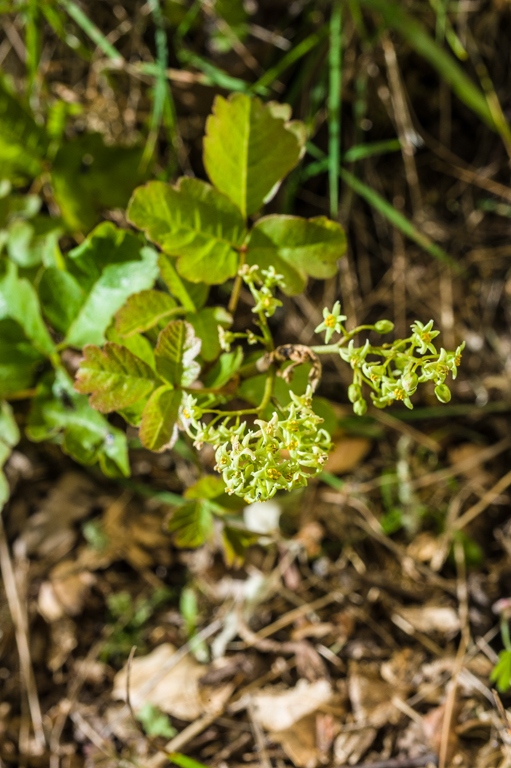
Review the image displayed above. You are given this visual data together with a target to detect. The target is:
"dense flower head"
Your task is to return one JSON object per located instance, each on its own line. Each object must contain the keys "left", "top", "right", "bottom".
{"left": 179, "top": 386, "right": 331, "bottom": 503}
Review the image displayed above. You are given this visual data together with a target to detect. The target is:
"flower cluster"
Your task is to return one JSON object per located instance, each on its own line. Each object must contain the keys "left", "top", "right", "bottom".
{"left": 240, "top": 264, "right": 285, "bottom": 318}
{"left": 179, "top": 388, "right": 331, "bottom": 503}
{"left": 338, "top": 319, "right": 465, "bottom": 413}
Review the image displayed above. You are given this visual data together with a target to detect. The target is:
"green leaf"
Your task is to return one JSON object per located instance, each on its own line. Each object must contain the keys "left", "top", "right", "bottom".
{"left": 154, "top": 320, "right": 201, "bottom": 387}
{"left": 105, "top": 322, "right": 156, "bottom": 371}
{"left": 490, "top": 649, "right": 511, "bottom": 693}
{"left": 159, "top": 253, "right": 209, "bottom": 312}
{"left": 137, "top": 703, "right": 177, "bottom": 740}
{"left": 0, "top": 318, "right": 45, "bottom": 397}
{"left": 222, "top": 526, "right": 258, "bottom": 568}
{"left": 167, "top": 501, "right": 214, "bottom": 548}
{"left": 139, "top": 386, "right": 182, "bottom": 451}
{"left": 203, "top": 347, "right": 244, "bottom": 390}
{"left": 64, "top": 222, "right": 160, "bottom": 347}
{"left": 74, "top": 343, "right": 157, "bottom": 412}
{"left": 51, "top": 133, "right": 149, "bottom": 232}
{"left": 187, "top": 306, "right": 232, "bottom": 362}
{"left": 246, "top": 214, "right": 346, "bottom": 295}
{"left": 115, "top": 290, "right": 180, "bottom": 337}
{"left": 203, "top": 93, "right": 306, "bottom": 218}
{"left": 0, "top": 261, "right": 54, "bottom": 355}
{"left": 127, "top": 177, "right": 246, "bottom": 284}
{"left": 0, "top": 79, "right": 47, "bottom": 179}
{"left": 39, "top": 268, "right": 84, "bottom": 335}
{"left": 0, "top": 400, "right": 19, "bottom": 506}
{"left": 184, "top": 475, "right": 226, "bottom": 500}
{"left": 27, "top": 370, "right": 130, "bottom": 477}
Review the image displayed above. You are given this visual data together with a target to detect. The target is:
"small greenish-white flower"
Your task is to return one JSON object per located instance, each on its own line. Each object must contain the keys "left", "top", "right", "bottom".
{"left": 339, "top": 339, "right": 371, "bottom": 369}
{"left": 411, "top": 320, "right": 440, "bottom": 355}
{"left": 246, "top": 330, "right": 258, "bottom": 345}
{"left": 218, "top": 325, "right": 235, "bottom": 352}
{"left": 252, "top": 287, "right": 282, "bottom": 317}
{"left": 381, "top": 377, "right": 414, "bottom": 409}
{"left": 445, "top": 341, "right": 465, "bottom": 379}
{"left": 422, "top": 348, "right": 450, "bottom": 384}
{"left": 180, "top": 394, "right": 202, "bottom": 428}
{"left": 315, "top": 302, "right": 347, "bottom": 343}
{"left": 261, "top": 266, "right": 285, "bottom": 289}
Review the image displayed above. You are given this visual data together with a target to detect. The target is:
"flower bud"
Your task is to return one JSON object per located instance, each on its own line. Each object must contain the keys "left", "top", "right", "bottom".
{"left": 353, "top": 398, "right": 367, "bottom": 416}
{"left": 402, "top": 372, "right": 418, "bottom": 392}
{"left": 348, "top": 383, "right": 362, "bottom": 403}
{"left": 434, "top": 383, "right": 451, "bottom": 403}
{"left": 374, "top": 319, "right": 394, "bottom": 334}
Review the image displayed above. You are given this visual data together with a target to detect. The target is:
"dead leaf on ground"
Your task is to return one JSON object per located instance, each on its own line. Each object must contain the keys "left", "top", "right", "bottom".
{"left": 112, "top": 643, "right": 231, "bottom": 721}
{"left": 422, "top": 701, "right": 461, "bottom": 763}
{"left": 251, "top": 679, "right": 333, "bottom": 732}
{"left": 348, "top": 662, "right": 406, "bottom": 727}
{"left": 325, "top": 437, "right": 371, "bottom": 475}
{"left": 334, "top": 727, "right": 378, "bottom": 765}
{"left": 14, "top": 472, "right": 96, "bottom": 561}
{"left": 395, "top": 604, "right": 460, "bottom": 636}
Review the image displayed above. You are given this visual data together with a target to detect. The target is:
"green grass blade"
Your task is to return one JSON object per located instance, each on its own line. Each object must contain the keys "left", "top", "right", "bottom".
{"left": 250, "top": 26, "right": 328, "bottom": 93}
{"left": 339, "top": 166, "right": 461, "bottom": 271}
{"left": 307, "top": 142, "right": 462, "bottom": 272}
{"left": 328, "top": 2, "right": 342, "bottom": 218}
{"left": 358, "top": 0, "right": 495, "bottom": 129}
{"left": 343, "top": 138, "right": 401, "bottom": 162}
{"left": 178, "top": 50, "right": 259, "bottom": 94}
{"left": 143, "top": 0, "right": 177, "bottom": 168}
{"left": 168, "top": 753, "right": 210, "bottom": 768}
{"left": 57, "top": 0, "right": 124, "bottom": 61}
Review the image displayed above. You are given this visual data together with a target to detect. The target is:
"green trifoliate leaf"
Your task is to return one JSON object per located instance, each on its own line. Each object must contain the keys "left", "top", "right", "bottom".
{"left": 246, "top": 215, "right": 346, "bottom": 295}
{"left": 158, "top": 254, "right": 209, "bottom": 312}
{"left": 184, "top": 475, "right": 226, "bottom": 500}
{"left": 154, "top": 320, "right": 201, "bottom": 387}
{"left": 203, "top": 93, "right": 306, "bottom": 218}
{"left": 127, "top": 177, "right": 246, "bottom": 284}
{"left": 74, "top": 343, "right": 157, "bottom": 412}
{"left": 187, "top": 306, "right": 232, "bottom": 362}
{"left": 167, "top": 501, "right": 214, "bottom": 548}
{"left": 139, "top": 385, "right": 182, "bottom": 452}
{"left": 63, "top": 223, "right": 159, "bottom": 347}
{"left": 115, "top": 290, "right": 181, "bottom": 337}
{"left": 0, "top": 260, "right": 54, "bottom": 355}
{"left": 39, "top": 268, "right": 84, "bottom": 335}
{"left": 105, "top": 323, "right": 156, "bottom": 372}
{"left": 27, "top": 370, "right": 129, "bottom": 478}
{"left": 0, "top": 318, "right": 46, "bottom": 397}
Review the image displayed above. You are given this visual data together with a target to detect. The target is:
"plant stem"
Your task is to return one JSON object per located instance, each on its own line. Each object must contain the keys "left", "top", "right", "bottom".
{"left": 228, "top": 247, "right": 246, "bottom": 315}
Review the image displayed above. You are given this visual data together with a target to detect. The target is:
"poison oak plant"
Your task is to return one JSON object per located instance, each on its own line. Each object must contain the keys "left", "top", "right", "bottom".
{"left": 0, "top": 94, "right": 463, "bottom": 548}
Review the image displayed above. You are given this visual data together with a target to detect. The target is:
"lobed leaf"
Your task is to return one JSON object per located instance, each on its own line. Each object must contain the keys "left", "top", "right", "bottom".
{"left": 0, "top": 260, "right": 54, "bottom": 356}
{"left": 115, "top": 290, "right": 181, "bottom": 337}
{"left": 203, "top": 93, "right": 306, "bottom": 218}
{"left": 167, "top": 501, "right": 214, "bottom": 548}
{"left": 154, "top": 320, "right": 201, "bottom": 387}
{"left": 63, "top": 222, "right": 160, "bottom": 347}
{"left": 246, "top": 214, "right": 346, "bottom": 295}
{"left": 128, "top": 177, "right": 246, "bottom": 284}
{"left": 27, "top": 370, "right": 130, "bottom": 477}
{"left": 139, "top": 385, "right": 182, "bottom": 451}
{"left": 75, "top": 343, "right": 157, "bottom": 412}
